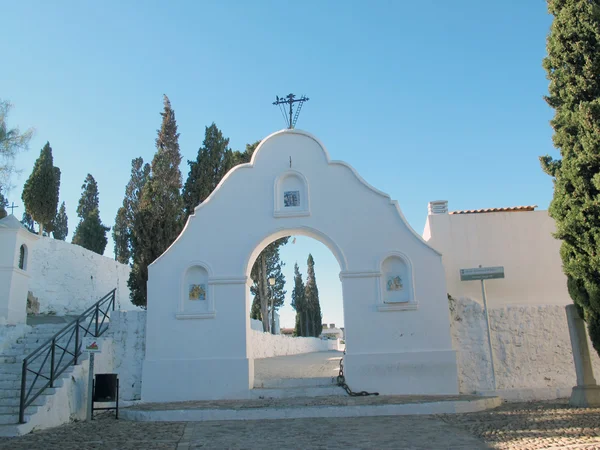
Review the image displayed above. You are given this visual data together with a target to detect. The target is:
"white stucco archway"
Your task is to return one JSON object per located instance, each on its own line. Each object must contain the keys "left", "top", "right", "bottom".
{"left": 245, "top": 226, "right": 347, "bottom": 278}
{"left": 141, "top": 129, "right": 458, "bottom": 402}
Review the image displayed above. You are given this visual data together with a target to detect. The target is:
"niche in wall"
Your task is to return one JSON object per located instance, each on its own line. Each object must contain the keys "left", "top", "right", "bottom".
{"left": 274, "top": 170, "right": 310, "bottom": 217}
{"left": 177, "top": 264, "right": 215, "bottom": 319}
{"left": 378, "top": 253, "right": 416, "bottom": 311}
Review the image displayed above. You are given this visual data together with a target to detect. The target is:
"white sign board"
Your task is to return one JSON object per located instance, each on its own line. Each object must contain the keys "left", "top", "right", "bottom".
{"left": 82, "top": 336, "right": 102, "bottom": 353}
{"left": 460, "top": 266, "right": 504, "bottom": 281}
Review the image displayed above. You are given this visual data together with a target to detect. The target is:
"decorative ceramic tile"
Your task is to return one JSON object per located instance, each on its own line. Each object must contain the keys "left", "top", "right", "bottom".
{"left": 387, "top": 275, "right": 403, "bottom": 291}
{"left": 284, "top": 190, "right": 300, "bottom": 207}
{"left": 189, "top": 283, "right": 206, "bottom": 300}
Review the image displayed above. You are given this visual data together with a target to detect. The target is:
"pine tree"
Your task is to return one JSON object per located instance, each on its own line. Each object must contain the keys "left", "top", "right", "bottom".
{"left": 52, "top": 201, "right": 68, "bottom": 240}
{"left": 182, "top": 123, "right": 235, "bottom": 218}
{"left": 21, "top": 142, "right": 60, "bottom": 235}
{"left": 72, "top": 174, "right": 109, "bottom": 254}
{"left": 540, "top": 0, "right": 600, "bottom": 356}
{"left": 291, "top": 262, "right": 307, "bottom": 337}
{"left": 128, "top": 95, "right": 183, "bottom": 307}
{"left": 0, "top": 99, "right": 34, "bottom": 190}
{"left": 305, "top": 253, "right": 323, "bottom": 337}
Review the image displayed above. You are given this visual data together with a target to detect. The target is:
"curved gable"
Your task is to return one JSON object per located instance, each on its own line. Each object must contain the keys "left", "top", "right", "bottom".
{"left": 153, "top": 129, "right": 439, "bottom": 267}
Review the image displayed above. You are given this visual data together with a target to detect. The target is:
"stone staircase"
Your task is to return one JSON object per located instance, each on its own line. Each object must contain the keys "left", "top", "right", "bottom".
{"left": 0, "top": 324, "right": 84, "bottom": 436}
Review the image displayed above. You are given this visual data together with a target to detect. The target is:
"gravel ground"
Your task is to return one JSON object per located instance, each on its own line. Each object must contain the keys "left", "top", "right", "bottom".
{"left": 254, "top": 351, "right": 343, "bottom": 383}
{"left": 0, "top": 400, "right": 598, "bottom": 449}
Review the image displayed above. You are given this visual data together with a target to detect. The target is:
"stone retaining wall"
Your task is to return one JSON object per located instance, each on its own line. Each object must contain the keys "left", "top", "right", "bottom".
{"left": 27, "top": 237, "right": 136, "bottom": 315}
{"left": 249, "top": 329, "right": 332, "bottom": 359}
{"left": 450, "top": 297, "right": 600, "bottom": 398}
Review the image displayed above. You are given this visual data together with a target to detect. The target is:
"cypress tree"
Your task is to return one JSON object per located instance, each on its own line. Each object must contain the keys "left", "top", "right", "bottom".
{"left": 0, "top": 190, "right": 7, "bottom": 219}
{"left": 72, "top": 209, "right": 109, "bottom": 254}
{"left": 114, "top": 158, "right": 150, "bottom": 265}
{"left": 250, "top": 237, "right": 289, "bottom": 333}
{"left": 182, "top": 123, "right": 235, "bottom": 218}
{"left": 72, "top": 174, "right": 109, "bottom": 254}
{"left": 128, "top": 95, "right": 183, "bottom": 307}
{"left": 291, "top": 263, "right": 307, "bottom": 337}
{"left": 76, "top": 173, "right": 99, "bottom": 219}
{"left": 21, "top": 211, "right": 35, "bottom": 233}
{"left": 113, "top": 206, "right": 129, "bottom": 263}
{"left": 234, "top": 141, "right": 260, "bottom": 165}
{"left": 305, "top": 254, "right": 323, "bottom": 337}
{"left": 52, "top": 201, "right": 68, "bottom": 240}
{"left": 541, "top": 0, "right": 600, "bottom": 356}
{"left": 21, "top": 142, "right": 60, "bottom": 235}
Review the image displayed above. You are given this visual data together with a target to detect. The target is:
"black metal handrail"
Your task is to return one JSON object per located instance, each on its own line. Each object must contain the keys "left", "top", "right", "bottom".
{"left": 19, "top": 288, "right": 116, "bottom": 423}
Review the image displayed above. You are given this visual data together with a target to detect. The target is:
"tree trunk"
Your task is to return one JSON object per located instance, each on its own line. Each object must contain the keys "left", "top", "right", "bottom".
{"left": 271, "top": 299, "right": 276, "bottom": 334}
{"left": 259, "top": 254, "right": 269, "bottom": 333}
{"left": 305, "top": 310, "right": 309, "bottom": 337}
{"left": 38, "top": 222, "right": 44, "bottom": 236}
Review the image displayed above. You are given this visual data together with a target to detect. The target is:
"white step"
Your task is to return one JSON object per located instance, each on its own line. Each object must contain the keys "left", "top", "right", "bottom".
{"left": 0, "top": 388, "right": 56, "bottom": 400}
{"left": 2, "top": 394, "right": 50, "bottom": 407}
{"left": 0, "top": 373, "right": 19, "bottom": 381}
{"left": 0, "top": 413, "right": 30, "bottom": 425}
{"left": 0, "top": 364, "right": 60, "bottom": 374}
{"left": 0, "top": 378, "right": 64, "bottom": 390}
{"left": 250, "top": 386, "right": 345, "bottom": 399}
{"left": 254, "top": 377, "right": 337, "bottom": 389}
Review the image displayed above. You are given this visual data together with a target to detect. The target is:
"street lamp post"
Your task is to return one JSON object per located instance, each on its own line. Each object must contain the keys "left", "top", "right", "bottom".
{"left": 113, "top": 230, "right": 120, "bottom": 261}
{"left": 268, "top": 277, "right": 276, "bottom": 334}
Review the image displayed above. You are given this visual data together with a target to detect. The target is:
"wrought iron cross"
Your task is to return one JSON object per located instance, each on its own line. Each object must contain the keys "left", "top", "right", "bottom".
{"left": 273, "top": 94, "right": 309, "bottom": 129}
{"left": 8, "top": 202, "right": 18, "bottom": 215}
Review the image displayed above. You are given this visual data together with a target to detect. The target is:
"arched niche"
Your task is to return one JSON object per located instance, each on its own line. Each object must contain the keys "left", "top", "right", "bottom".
{"left": 378, "top": 252, "right": 416, "bottom": 311}
{"left": 273, "top": 170, "right": 310, "bottom": 217}
{"left": 18, "top": 244, "right": 28, "bottom": 271}
{"left": 177, "top": 262, "right": 215, "bottom": 319}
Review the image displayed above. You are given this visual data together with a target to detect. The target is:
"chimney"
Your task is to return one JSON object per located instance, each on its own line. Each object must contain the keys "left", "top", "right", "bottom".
{"left": 322, "top": 323, "right": 327, "bottom": 329}
{"left": 330, "top": 323, "right": 335, "bottom": 329}
{"left": 428, "top": 200, "right": 448, "bottom": 215}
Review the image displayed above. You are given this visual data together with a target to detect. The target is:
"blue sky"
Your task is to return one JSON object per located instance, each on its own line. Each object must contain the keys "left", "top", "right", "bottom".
{"left": 2, "top": 1, "right": 554, "bottom": 328}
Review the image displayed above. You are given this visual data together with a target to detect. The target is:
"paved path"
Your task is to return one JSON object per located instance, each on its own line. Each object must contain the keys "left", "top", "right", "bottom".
{"left": 254, "top": 350, "right": 343, "bottom": 384}
{"left": 1, "top": 401, "right": 599, "bottom": 449}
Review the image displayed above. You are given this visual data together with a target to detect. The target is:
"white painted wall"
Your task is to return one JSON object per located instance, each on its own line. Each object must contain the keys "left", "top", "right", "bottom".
{"left": 143, "top": 129, "right": 457, "bottom": 402}
{"left": 27, "top": 237, "right": 137, "bottom": 315}
{"left": 0, "top": 215, "right": 39, "bottom": 324}
{"left": 450, "top": 297, "right": 600, "bottom": 400}
{"left": 424, "top": 209, "right": 569, "bottom": 308}
{"left": 249, "top": 329, "right": 331, "bottom": 359}
{"left": 95, "top": 310, "right": 146, "bottom": 401}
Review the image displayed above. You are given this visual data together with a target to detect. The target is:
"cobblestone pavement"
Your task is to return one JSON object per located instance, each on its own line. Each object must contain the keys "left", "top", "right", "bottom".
{"left": 440, "top": 400, "right": 600, "bottom": 449}
{"left": 0, "top": 400, "right": 598, "bottom": 449}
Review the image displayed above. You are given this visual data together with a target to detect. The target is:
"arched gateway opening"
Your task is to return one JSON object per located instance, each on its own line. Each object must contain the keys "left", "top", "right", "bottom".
{"left": 247, "top": 231, "right": 345, "bottom": 390}
{"left": 141, "top": 129, "right": 459, "bottom": 403}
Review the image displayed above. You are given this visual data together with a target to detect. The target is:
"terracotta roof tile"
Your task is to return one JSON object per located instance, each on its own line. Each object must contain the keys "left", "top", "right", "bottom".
{"left": 449, "top": 205, "right": 537, "bottom": 215}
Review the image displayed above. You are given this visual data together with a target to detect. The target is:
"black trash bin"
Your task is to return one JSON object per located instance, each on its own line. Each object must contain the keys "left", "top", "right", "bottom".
{"left": 92, "top": 373, "right": 119, "bottom": 419}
